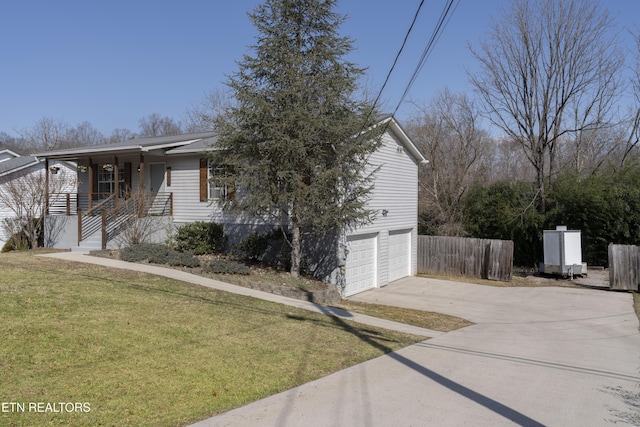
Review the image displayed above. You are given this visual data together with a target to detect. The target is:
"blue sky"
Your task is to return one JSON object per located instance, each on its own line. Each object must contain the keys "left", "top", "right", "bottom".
{"left": 1, "top": 0, "right": 638, "bottom": 138}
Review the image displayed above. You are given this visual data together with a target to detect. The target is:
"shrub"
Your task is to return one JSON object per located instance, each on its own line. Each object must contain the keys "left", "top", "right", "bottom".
{"left": 463, "top": 181, "right": 544, "bottom": 267}
{"left": 262, "top": 229, "right": 292, "bottom": 269}
{"left": 175, "top": 222, "right": 226, "bottom": 255}
{"left": 202, "top": 259, "right": 250, "bottom": 275}
{"left": 120, "top": 243, "right": 200, "bottom": 267}
{"left": 1, "top": 218, "right": 44, "bottom": 252}
{"left": 236, "top": 231, "right": 270, "bottom": 260}
{"left": 1, "top": 242, "right": 16, "bottom": 253}
{"left": 234, "top": 228, "right": 291, "bottom": 268}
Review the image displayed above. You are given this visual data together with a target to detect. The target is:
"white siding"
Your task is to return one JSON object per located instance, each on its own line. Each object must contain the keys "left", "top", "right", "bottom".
{"left": 167, "top": 156, "right": 223, "bottom": 223}
{"left": 1, "top": 162, "right": 75, "bottom": 249}
{"left": 166, "top": 156, "right": 270, "bottom": 232}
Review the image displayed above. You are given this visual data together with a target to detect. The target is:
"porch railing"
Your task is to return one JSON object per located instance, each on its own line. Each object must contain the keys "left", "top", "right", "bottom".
{"left": 46, "top": 192, "right": 172, "bottom": 248}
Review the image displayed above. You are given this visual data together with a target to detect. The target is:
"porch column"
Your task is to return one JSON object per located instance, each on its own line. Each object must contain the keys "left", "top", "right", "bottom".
{"left": 45, "top": 158, "right": 50, "bottom": 215}
{"left": 138, "top": 154, "right": 145, "bottom": 192}
{"left": 88, "top": 158, "right": 94, "bottom": 211}
{"left": 138, "top": 154, "right": 145, "bottom": 217}
{"left": 113, "top": 155, "right": 119, "bottom": 211}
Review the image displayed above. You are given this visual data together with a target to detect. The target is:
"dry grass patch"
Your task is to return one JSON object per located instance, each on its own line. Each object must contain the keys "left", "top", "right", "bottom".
{"left": 418, "top": 273, "right": 582, "bottom": 288}
{"left": 0, "top": 252, "right": 424, "bottom": 427}
{"left": 335, "top": 300, "right": 473, "bottom": 332}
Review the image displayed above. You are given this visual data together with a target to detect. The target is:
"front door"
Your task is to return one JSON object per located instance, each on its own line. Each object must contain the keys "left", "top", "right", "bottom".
{"left": 148, "top": 163, "right": 167, "bottom": 215}
{"left": 149, "top": 163, "right": 166, "bottom": 193}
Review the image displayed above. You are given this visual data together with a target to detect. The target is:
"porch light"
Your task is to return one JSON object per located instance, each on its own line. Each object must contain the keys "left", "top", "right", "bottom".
{"left": 77, "top": 165, "right": 88, "bottom": 173}
{"left": 49, "top": 166, "right": 60, "bottom": 174}
{"left": 382, "top": 209, "right": 389, "bottom": 217}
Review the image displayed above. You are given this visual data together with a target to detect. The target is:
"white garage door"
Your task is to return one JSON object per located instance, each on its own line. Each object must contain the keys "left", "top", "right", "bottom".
{"left": 388, "top": 230, "right": 411, "bottom": 283}
{"left": 345, "top": 233, "right": 377, "bottom": 297}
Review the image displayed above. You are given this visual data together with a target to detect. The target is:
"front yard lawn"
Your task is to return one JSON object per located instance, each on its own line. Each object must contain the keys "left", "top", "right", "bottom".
{"left": 0, "top": 252, "right": 424, "bottom": 427}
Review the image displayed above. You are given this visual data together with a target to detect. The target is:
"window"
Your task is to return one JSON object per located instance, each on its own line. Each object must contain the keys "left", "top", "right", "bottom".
{"left": 97, "top": 164, "right": 125, "bottom": 195}
{"left": 208, "top": 161, "right": 234, "bottom": 201}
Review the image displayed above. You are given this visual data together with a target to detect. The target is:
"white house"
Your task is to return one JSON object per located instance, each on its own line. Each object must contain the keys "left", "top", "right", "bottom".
{"left": 0, "top": 149, "right": 75, "bottom": 250}
{"left": 37, "top": 116, "right": 426, "bottom": 296}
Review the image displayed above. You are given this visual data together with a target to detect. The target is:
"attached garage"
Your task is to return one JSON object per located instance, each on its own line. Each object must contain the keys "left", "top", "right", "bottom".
{"left": 388, "top": 229, "right": 411, "bottom": 283}
{"left": 345, "top": 229, "right": 414, "bottom": 297}
{"left": 336, "top": 116, "right": 425, "bottom": 297}
{"left": 344, "top": 233, "right": 377, "bottom": 297}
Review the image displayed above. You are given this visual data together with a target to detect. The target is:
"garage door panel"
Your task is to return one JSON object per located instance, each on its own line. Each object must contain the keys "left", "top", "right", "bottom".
{"left": 388, "top": 230, "right": 411, "bottom": 283}
{"left": 345, "top": 234, "right": 377, "bottom": 297}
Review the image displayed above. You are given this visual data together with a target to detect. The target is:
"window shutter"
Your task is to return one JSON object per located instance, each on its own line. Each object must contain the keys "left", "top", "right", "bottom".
{"left": 199, "top": 158, "right": 208, "bottom": 202}
{"left": 226, "top": 167, "right": 235, "bottom": 201}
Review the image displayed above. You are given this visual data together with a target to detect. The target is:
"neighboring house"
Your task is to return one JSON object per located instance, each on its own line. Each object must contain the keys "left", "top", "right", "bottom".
{"left": 37, "top": 116, "right": 426, "bottom": 296}
{"left": 0, "top": 149, "right": 75, "bottom": 249}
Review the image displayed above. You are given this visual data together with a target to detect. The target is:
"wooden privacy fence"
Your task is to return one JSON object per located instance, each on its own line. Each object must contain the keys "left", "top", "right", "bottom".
{"left": 608, "top": 244, "right": 640, "bottom": 291}
{"left": 418, "top": 236, "right": 514, "bottom": 282}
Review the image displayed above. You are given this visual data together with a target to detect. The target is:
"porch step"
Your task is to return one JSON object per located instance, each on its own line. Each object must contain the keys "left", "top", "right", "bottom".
{"left": 74, "top": 232, "right": 103, "bottom": 253}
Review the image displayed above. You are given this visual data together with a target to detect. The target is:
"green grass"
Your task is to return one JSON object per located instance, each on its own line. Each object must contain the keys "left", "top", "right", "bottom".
{"left": 0, "top": 252, "right": 425, "bottom": 427}
{"left": 335, "top": 300, "right": 473, "bottom": 332}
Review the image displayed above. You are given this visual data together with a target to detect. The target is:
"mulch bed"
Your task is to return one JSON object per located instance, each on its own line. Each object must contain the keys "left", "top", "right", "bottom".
{"left": 89, "top": 249, "right": 342, "bottom": 304}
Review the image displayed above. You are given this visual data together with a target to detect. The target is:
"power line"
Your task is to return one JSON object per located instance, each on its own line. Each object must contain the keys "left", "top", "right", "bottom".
{"left": 359, "top": 0, "right": 425, "bottom": 136}
{"left": 392, "top": 0, "right": 460, "bottom": 117}
{"left": 370, "top": 0, "right": 426, "bottom": 113}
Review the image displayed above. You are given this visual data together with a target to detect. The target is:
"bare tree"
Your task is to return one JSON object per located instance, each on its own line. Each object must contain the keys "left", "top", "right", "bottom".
{"left": 0, "top": 132, "right": 27, "bottom": 155}
{"left": 0, "top": 165, "right": 75, "bottom": 249}
{"left": 138, "top": 113, "right": 182, "bottom": 137}
{"left": 618, "top": 29, "right": 640, "bottom": 166}
{"left": 183, "top": 88, "right": 234, "bottom": 132}
{"left": 16, "top": 118, "right": 107, "bottom": 152}
{"left": 469, "top": 0, "right": 624, "bottom": 212}
{"left": 107, "top": 128, "right": 137, "bottom": 143}
{"left": 65, "top": 121, "right": 106, "bottom": 147}
{"left": 113, "top": 191, "right": 164, "bottom": 247}
{"left": 408, "top": 90, "right": 492, "bottom": 235}
{"left": 489, "top": 136, "right": 537, "bottom": 183}
{"left": 17, "top": 117, "right": 71, "bottom": 153}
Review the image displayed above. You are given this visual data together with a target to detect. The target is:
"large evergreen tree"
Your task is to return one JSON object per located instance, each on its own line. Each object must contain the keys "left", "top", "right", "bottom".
{"left": 212, "top": 0, "right": 381, "bottom": 277}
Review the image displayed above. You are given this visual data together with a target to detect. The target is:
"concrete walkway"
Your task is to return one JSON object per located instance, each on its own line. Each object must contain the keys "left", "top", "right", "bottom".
{"left": 41, "top": 253, "right": 640, "bottom": 426}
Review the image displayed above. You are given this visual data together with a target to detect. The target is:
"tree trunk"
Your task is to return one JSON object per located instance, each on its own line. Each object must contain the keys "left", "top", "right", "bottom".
{"left": 537, "top": 166, "right": 546, "bottom": 214}
{"left": 290, "top": 211, "right": 301, "bottom": 278}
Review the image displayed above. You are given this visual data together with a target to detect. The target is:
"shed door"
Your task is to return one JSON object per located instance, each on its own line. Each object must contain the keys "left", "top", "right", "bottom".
{"left": 345, "top": 234, "right": 377, "bottom": 297}
{"left": 388, "top": 230, "right": 411, "bottom": 283}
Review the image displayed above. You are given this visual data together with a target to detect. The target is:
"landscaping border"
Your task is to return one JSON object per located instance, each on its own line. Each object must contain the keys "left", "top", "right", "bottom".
{"left": 89, "top": 249, "right": 342, "bottom": 304}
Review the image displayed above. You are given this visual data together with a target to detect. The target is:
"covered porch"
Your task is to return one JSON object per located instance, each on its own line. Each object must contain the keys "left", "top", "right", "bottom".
{"left": 37, "top": 131, "right": 218, "bottom": 250}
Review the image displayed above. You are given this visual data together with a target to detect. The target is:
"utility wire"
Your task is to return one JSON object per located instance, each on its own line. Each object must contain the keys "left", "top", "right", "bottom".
{"left": 370, "top": 0, "right": 426, "bottom": 113}
{"left": 391, "top": 0, "right": 460, "bottom": 117}
{"left": 359, "top": 0, "right": 425, "bottom": 135}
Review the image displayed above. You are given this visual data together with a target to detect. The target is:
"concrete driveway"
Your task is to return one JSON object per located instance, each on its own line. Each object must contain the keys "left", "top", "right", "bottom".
{"left": 194, "top": 276, "right": 640, "bottom": 427}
